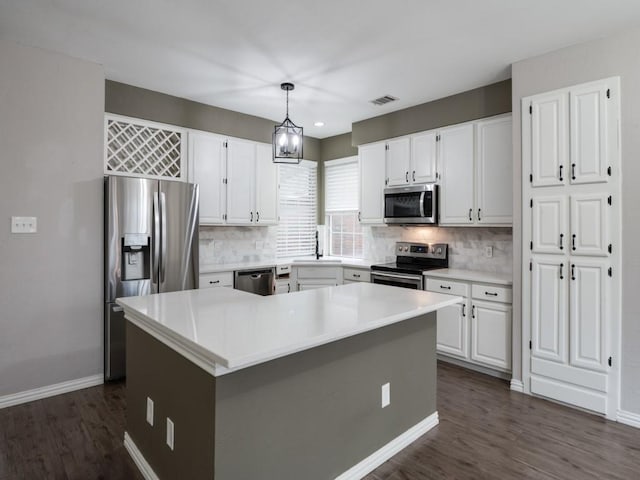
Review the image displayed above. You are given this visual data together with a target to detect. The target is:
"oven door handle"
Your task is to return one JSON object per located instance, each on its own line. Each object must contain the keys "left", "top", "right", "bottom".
{"left": 371, "top": 271, "right": 423, "bottom": 288}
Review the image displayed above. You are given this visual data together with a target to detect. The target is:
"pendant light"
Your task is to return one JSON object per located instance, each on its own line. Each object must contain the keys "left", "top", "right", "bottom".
{"left": 273, "top": 82, "right": 303, "bottom": 164}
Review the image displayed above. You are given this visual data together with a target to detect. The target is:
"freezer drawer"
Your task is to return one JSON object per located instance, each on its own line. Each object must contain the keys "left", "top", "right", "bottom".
{"left": 234, "top": 268, "right": 274, "bottom": 296}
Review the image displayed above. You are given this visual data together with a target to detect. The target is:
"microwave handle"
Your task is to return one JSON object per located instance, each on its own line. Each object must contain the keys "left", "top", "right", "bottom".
{"left": 419, "top": 191, "right": 425, "bottom": 218}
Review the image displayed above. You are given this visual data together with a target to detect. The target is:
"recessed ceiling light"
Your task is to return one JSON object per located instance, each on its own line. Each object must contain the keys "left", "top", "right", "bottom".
{"left": 314, "top": 121, "right": 325, "bottom": 127}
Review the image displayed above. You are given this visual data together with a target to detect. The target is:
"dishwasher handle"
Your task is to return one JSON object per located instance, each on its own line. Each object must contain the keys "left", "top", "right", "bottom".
{"left": 236, "top": 268, "right": 274, "bottom": 277}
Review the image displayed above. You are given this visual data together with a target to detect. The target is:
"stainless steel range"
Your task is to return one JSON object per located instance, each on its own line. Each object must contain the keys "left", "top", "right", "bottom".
{"left": 371, "top": 242, "right": 448, "bottom": 290}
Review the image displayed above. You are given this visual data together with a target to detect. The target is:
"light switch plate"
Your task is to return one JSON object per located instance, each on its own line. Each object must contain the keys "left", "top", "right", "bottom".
{"left": 146, "top": 397, "right": 154, "bottom": 426}
{"left": 485, "top": 246, "right": 493, "bottom": 258}
{"left": 166, "top": 418, "right": 174, "bottom": 450}
{"left": 11, "top": 216, "right": 37, "bottom": 234}
{"left": 381, "top": 382, "right": 390, "bottom": 408}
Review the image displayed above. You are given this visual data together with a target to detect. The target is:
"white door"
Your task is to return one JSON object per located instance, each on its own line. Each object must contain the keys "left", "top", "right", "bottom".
{"left": 438, "top": 123, "right": 475, "bottom": 225}
{"left": 436, "top": 301, "right": 469, "bottom": 360}
{"left": 359, "top": 142, "right": 386, "bottom": 224}
{"left": 188, "top": 132, "right": 226, "bottom": 224}
{"left": 386, "top": 137, "right": 411, "bottom": 186}
{"left": 226, "top": 138, "right": 256, "bottom": 224}
{"left": 531, "top": 196, "right": 567, "bottom": 254}
{"left": 530, "top": 257, "right": 567, "bottom": 364}
{"left": 569, "top": 259, "right": 608, "bottom": 372}
{"left": 476, "top": 115, "right": 512, "bottom": 224}
{"left": 570, "top": 82, "right": 609, "bottom": 184}
{"left": 531, "top": 92, "right": 568, "bottom": 187}
{"left": 471, "top": 300, "right": 512, "bottom": 370}
{"left": 410, "top": 130, "right": 437, "bottom": 183}
{"left": 255, "top": 143, "right": 278, "bottom": 225}
{"left": 570, "top": 194, "right": 608, "bottom": 256}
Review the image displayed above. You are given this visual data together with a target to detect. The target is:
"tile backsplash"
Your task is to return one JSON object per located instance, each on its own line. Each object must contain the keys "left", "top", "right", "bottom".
{"left": 200, "top": 226, "right": 278, "bottom": 266}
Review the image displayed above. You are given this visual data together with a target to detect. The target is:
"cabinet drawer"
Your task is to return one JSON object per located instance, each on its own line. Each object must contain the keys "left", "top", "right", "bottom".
{"left": 295, "top": 266, "right": 341, "bottom": 279}
{"left": 199, "top": 271, "right": 233, "bottom": 289}
{"left": 343, "top": 268, "right": 371, "bottom": 282}
{"left": 425, "top": 278, "right": 468, "bottom": 297}
{"left": 472, "top": 284, "right": 512, "bottom": 303}
{"left": 276, "top": 264, "right": 291, "bottom": 275}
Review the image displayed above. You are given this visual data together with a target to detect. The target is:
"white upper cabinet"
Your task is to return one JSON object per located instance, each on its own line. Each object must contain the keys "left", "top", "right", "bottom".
{"left": 255, "top": 143, "right": 278, "bottom": 225}
{"left": 411, "top": 130, "right": 438, "bottom": 184}
{"left": 476, "top": 115, "right": 512, "bottom": 224}
{"left": 188, "top": 131, "right": 227, "bottom": 224}
{"left": 226, "top": 138, "right": 256, "bottom": 224}
{"left": 570, "top": 193, "right": 608, "bottom": 256}
{"left": 439, "top": 123, "right": 475, "bottom": 225}
{"left": 570, "top": 82, "right": 610, "bottom": 184}
{"left": 359, "top": 142, "right": 386, "bottom": 224}
{"left": 386, "top": 137, "right": 411, "bottom": 186}
{"left": 532, "top": 196, "right": 567, "bottom": 254}
{"left": 531, "top": 91, "right": 569, "bottom": 187}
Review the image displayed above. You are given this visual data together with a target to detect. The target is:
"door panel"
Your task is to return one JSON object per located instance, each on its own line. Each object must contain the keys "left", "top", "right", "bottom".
{"left": 532, "top": 196, "right": 567, "bottom": 254}
{"left": 436, "top": 301, "right": 468, "bottom": 359}
{"left": 188, "top": 132, "right": 226, "bottom": 224}
{"left": 531, "top": 92, "right": 568, "bottom": 187}
{"left": 386, "top": 137, "right": 411, "bottom": 186}
{"left": 226, "top": 139, "right": 256, "bottom": 224}
{"left": 471, "top": 300, "right": 512, "bottom": 370}
{"left": 411, "top": 130, "right": 437, "bottom": 183}
{"left": 255, "top": 143, "right": 278, "bottom": 225}
{"left": 570, "top": 194, "right": 608, "bottom": 256}
{"left": 439, "top": 123, "right": 475, "bottom": 224}
{"left": 570, "top": 83, "right": 608, "bottom": 184}
{"left": 359, "top": 143, "right": 386, "bottom": 224}
{"left": 158, "top": 180, "right": 199, "bottom": 293}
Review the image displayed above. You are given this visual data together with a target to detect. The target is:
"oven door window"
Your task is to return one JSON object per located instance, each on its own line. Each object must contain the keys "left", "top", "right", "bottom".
{"left": 385, "top": 192, "right": 422, "bottom": 218}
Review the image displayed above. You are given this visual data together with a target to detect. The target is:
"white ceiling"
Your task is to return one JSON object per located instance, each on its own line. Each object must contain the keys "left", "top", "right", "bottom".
{"left": 2, "top": 1, "right": 640, "bottom": 138}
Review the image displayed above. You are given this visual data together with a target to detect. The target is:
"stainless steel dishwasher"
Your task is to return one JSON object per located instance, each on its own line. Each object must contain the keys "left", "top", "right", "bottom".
{"left": 234, "top": 268, "right": 275, "bottom": 296}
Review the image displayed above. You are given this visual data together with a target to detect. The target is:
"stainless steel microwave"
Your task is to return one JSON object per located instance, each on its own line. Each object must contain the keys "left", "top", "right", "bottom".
{"left": 384, "top": 184, "right": 438, "bottom": 225}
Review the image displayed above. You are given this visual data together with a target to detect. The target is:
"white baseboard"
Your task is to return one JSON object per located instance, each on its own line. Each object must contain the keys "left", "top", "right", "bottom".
{"left": 335, "top": 411, "right": 439, "bottom": 480}
{"left": 617, "top": 410, "right": 640, "bottom": 429}
{"left": 0, "top": 374, "right": 104, "bottom": 410}
{"left": 510, "top": 379, "right": 525, "bottom": 393}
{"left": 124, "top": 432, "right": 160, "bottom": 480}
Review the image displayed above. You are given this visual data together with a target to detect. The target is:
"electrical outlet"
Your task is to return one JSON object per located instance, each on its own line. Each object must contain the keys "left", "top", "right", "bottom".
{"left": 485, "top": 246, "right": 493, "bottom": 258}
{"left": 166, "top": 418, "right": 174, "bottom": 450}
{"left": 381, "top": 383, "right": 390, "bottom": 408}
{"left": 146, "top": 397, "right": 154, "bottom": 426}
{"left": 11, "top": 216, "right": 37, "bottom": 233}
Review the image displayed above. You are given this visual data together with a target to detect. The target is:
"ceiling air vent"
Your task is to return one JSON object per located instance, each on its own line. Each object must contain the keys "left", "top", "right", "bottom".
{"left": 370, "top": 95, "right": 398, "bottom": 106}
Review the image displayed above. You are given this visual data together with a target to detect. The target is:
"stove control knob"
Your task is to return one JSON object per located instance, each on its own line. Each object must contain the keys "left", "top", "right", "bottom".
{"left": 404, "top": 246, "right": 409, "bottom": 252}
{"left": 398, "top": 246, "right": 403, "bottom": 252}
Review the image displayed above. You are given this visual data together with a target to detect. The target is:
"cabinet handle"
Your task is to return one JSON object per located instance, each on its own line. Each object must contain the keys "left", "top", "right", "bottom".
{"left": 484, "top": 291, "right": 498, "bottom": 297}
{"left": 559, "top": 233, "right": 564, "bottom": 250}
{"left": 412, "top": 170, "right": 416, "bottom": 182}
{"left": 478, "top": 209, "right": 482, "bottom": 222}
{"left": 405, "top": 171, "right": 409, "bottom": 183}
{"left": 571, "top": 264, "right": 576, "bottom": 281}
{"left": 358, "top": 211, "right": 361, "bottom": 222}
{"left": 571, "top": 163, "right": 576, "bottom": 180}
{"left": 472, "top": 305, "right": 476, "bottom": 318}
{"left": 462, "top": 303, "right": 466, "bottom": 317}
{"left": 250, "top": 211, "right": 253, "bottom": 222}
{"left": 256, "top": 211, "right": 260, "bottom": 223}
{"left": 468, "top": 208, "right": 473, "bottom": 222}
{"left": 440, "top": 285, "right": 451, "bottom": 290}
{"left": 559, "top": 263, "right": 564, "bottom": 280}
{"left": 287, "top": 284, "right": 290, "bottom": 293}
{"left": 572, "top": 234, "right": 576, "bottom": 251}
{"left": 209, "top": 280, "right": 220, "bottom": 284}
{"left": 559, "top": 165, "right": 564, "bottom": 181}
{"left": 353, "top": 273, "right": 361, "bottom": 278}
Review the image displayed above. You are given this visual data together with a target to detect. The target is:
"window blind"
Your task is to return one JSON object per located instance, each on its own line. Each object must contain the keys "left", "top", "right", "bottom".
{"left": 277, "top": 161, "right": 317, "bottom": 257}
{"left": 325, "top": 158, "right": 359, "bottom": 212}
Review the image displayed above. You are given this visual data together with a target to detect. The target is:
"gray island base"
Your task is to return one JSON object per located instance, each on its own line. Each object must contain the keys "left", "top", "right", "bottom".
{"left": 117, "top": 283, "right": 461, "bottom": 479}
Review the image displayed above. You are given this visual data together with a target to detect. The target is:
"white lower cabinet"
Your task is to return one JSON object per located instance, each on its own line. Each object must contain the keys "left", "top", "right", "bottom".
{"left": 199, "top": 271, "right": 233, "bottom": 289}
{"left": 426, "top": 275, "right": 512, "bottom": 375}
{"left": 291, "top": 265, "right": 342, "bottom": 291}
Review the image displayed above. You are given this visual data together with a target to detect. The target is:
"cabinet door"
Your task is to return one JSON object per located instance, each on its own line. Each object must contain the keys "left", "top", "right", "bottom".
{"left": 569, "top": 259, "right": 608, "bottom": 372}
{"left": 532, "top": 196, "right": 567, "bottom": 254}
{"left": 436, "top": 301, "right": 469, "bottom": 360}
{"left": 411, "top": 130, "right": 437, "bottom": 183}
{"left": 531, "top": 257, "right": 568, "bottom": 363}
{"left": 226, "top": 139, "right": 256, "bottom": 224}
{"left": 438, "top": 123, "right": 475, "bottom": 224}
{"left": 255, "top": 143, "right": 278, "bottom": 225}
{"left": 188, "top": 132, "right": 226, "bottom": 224}
{"left": 570, "top": 82, "right": 609, "bottom": 184}
{"left": 359, "top": 143, "right": 386, "bottom": 224}
{"left": 476, "top": 115, "right": 512, "bottom": 224}
{"left": 471, "top": 300, "right": 512, "bottom": 370}
{"left": 570, "top": 194, "right": 608, "bottom": 256}
{"left": 531, "top": 92, "right": 568, "bottom": 187}
{"left": 298, "top": 282, "right": 336, "bottom": 291}
{"left": 386, "top": 137, "right": 411, "bottom": 186}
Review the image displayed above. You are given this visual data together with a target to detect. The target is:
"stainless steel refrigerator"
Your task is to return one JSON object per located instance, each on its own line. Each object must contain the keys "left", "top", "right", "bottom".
{"left": 104, "top": 175, "right": 199, "bottom": 380}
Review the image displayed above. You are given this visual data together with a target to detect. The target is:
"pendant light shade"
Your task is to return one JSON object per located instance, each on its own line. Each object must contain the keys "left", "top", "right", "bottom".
{"left": 273, "top": 82, "right": 303, "bottom": 164}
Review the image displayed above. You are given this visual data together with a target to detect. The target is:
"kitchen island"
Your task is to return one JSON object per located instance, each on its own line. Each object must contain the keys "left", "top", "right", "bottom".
{"left": 117, "top": 283, "right": 461, "bottom": 480}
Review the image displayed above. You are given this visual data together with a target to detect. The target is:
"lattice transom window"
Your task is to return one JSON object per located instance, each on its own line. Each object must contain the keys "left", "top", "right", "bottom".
{"left": 105, "top": 115, "right": 185, "bottom": 179}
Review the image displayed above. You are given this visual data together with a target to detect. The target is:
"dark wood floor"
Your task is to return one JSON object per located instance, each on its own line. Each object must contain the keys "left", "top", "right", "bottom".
{"left": 1, "top": 362, "right": 638, "bottom": 479}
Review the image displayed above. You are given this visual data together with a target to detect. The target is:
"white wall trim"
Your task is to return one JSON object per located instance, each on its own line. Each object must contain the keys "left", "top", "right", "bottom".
{"left": 510, "top": 379, "right": 525, "bottom": 393}
{"left": 617, "top": 410, "right": 640, "bottom": 429}
{"left": 0, "top": 374, "right": 103, "bottom": 410}
{"left": 124, "top": 432, "right": 160, "bottom": 480}
{"left": 335, "top": 411, "right": 439, "bottom": 480}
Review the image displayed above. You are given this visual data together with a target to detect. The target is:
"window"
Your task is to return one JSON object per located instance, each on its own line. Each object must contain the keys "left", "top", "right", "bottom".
{"left": 325, "top": 157, "right": 363, "bottom": 258}
{"left": 277, "top": 161, "right": 317, "bottom": 257}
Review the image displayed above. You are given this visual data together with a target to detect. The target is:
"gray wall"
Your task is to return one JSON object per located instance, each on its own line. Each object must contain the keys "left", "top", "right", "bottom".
{"left": 512, "top": 27, "right": 640, "bottom": 415}
{"left": 352, "top": 80, "right": 511, "bottom": 145}
{"left": 0, "top": 40, "right": 105, "bottom": 397}
{"left": 105, "top": 80, "right": 321, "bottom": 161}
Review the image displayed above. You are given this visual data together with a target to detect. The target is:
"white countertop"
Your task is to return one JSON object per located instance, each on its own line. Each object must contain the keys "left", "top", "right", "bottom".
{"left": 423, "top": 268, "right": 512, "bottom": 286}
{"left": 116, "top": 283, "right": 461, "bottom": 377}
{"left": 200, "top": 256, "right": 383, "bottom": 273}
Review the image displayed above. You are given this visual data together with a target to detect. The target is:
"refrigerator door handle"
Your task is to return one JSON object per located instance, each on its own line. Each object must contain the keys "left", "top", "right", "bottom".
{"left": 160, "top": 192, "right": 167, "bottom": 283}
{"left": 153, "top": 192, "right": 160, "bottom": 284}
